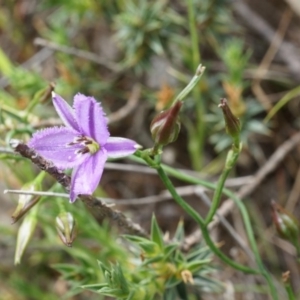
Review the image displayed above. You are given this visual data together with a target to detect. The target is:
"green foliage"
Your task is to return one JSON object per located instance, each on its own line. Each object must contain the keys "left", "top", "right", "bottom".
{"left": 82, "top": 216, "right": 221, "bottom": 299}
{"left": 0, "top": 48, "right": 46, "bottom": 96}
{"left": 113, "top": 0, "right": 184, "bottom": 73}
{"left": 150, "top": 214, "right": 164, "bottom": 250}
{"left": 219, "top": 39, "right": 252, "bottom": 87}
{"left": 193, "top": 0, "right": 236, "bottom": 48}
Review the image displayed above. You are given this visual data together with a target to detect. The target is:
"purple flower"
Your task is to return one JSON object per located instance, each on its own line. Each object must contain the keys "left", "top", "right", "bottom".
{"left": 28, "top": 93, "right": 140, "bottom": 202}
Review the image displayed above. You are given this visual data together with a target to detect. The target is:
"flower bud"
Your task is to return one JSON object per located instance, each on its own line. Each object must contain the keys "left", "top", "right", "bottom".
{"left": 271, "top": 201, "right": 299, "bottom": 242}
{"left": 150, "top": 101, "right": 182, "bottom": 148}
{"left": 14, "top": 207, "right": 38, "bottom": 264}
{"left": 218, "top": 98, "right": 240, "bottom": 141}
{"left": 11, "top": 185, "right": 40, "bottom": 224}
{"left": 56, "top": 212, "right": 76, "bottom": 247}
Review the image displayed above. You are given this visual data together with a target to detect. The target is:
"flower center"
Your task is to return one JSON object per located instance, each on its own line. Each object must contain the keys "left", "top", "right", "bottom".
{"left": 86, "top": 138, "right": 100, "bottom": 154}
{"left": 67, "top": 136, "right": 100, "bottom": 155}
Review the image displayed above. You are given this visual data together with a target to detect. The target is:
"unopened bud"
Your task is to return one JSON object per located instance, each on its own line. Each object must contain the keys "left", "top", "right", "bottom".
{"left": 40, "top": 82, "right": 56, "bottom": 103}
{"left": 11, "top": 185, "right": 40, "bottom": 224}
{"left": 271, "top": 201, "right": 299, "bottom": 242}
{"left": 14, "top": 207, "right": 38, "bottom": 264}
{"left": 56, "top": 212, "right": 76, "bottom": 247}
{"left": 150, "top": 101, "right": 182, "bottom": 148}
{"left": 218, "top": 98, "right": 240, "bottom": 141}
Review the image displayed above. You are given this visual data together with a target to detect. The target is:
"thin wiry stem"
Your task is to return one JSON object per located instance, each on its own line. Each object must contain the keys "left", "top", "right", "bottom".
{"left": 187, "top": 0, "right": 205, "bottom": 170}
{"left": 4, "top": 189, "right": 69, "bottom": 198}
{"left": 4, "top": 186, "right": 206, "bottom": 206}
{"left": 195, "top": 190, "right": 255, "bottom": 262}
{"left": 155, "top": 164, "right": 259, "bottom": 275}
{"left": 0, "top": 147, "right": 17, "bottom": 154}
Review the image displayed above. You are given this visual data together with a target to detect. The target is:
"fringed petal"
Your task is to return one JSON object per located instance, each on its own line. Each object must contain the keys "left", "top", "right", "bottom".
{"left": 52, "top": 93, "right": 79, "bottom": 131}
{"left": 28, "top": 127, "right": 89, "bottom": 169}
{"left": 69, "top": 149, "right": 107, "bottom": 202}
{"left": 73, "top": 94, "right": 109, "bottom": 145}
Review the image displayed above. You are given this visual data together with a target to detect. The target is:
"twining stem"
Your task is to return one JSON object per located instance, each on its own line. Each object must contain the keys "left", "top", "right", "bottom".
{"left": 163, "top": 163, "right": 278, "bottom": 299}
{"left": 156, "top": 164, "right": 259, "bottom": 275}
{"left": 134, "top": 151, "right": 259, "bottom": 274}
{"left": 163, "top": 163, "right": 278, "bottom": 298}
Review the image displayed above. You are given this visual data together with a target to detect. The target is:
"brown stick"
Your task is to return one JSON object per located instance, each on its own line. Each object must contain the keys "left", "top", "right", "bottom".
{"left": 252, "top": 8, "right": 293, "bottom": 111}
{"left": 10, "top": 139, "right": 149, "bottom": 238}
{"left": 234, "top": 2, "right": 300, "bottom": 80}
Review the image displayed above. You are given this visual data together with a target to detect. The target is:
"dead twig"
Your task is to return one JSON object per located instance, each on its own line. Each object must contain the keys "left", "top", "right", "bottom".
{"left": 234, "top": 2, "right": 300, "bottom": 81}
{"left": 252, "top": 8, "right": 293, "bottom": 111}
{"left": 108, "top": 84, "right": 141, "bottom": 123}
{"left": 284, "top": 0, "right": 300, "bottom": 17}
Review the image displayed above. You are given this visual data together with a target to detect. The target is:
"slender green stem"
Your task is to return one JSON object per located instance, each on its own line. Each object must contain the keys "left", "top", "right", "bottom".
{"left": 132, "top": 154, "right": 278, "bottom": 297}
{"left": 285, "top": 282, "right": 296, "bottom": 300}
{"left": 1, "top": 104, "right": 28, "bottom": 123}
{"left": 186, "top": 0, "right": 205, "bottom": 170}
{"left": 134, "top": 150, "right": 160, "bottom": 168}
{"left": 204, "top": 146, "right": 240, "bottom": 225}
{"left": 25, "top": 86, "right": 51, "bottom": 117}
{"left": 157, "top": 165, "right": 204, "bottom": 226}
{"left": 234, "top": 195, "right": 278, "bottom": 299}
{"left": 199, "top": 223, "right": 259, "bottom": 275}
{"left": 204, "top": 167, "right": 231, "bottom": 225}
{"left": 173, "top": 65, "right": 205, "bottom": 104}
{"left": 187, "top": 0, "right": 200, "bottom": 65}
{"left": 165, "top": 163, "right": 278, "bottom": 298}
{"left": 264, "top": 85, "right": 300, "bottom": 123}
{"left": 156, "top": 164, "right": 259, "bottom": 275}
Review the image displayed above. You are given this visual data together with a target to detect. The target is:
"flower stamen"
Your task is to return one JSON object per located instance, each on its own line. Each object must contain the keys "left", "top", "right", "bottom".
{"left": 77, "top": 148, "right": 90, "bottom": 155}
{"left": 69, "top": 136, "right": 100, "bottom": 155}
